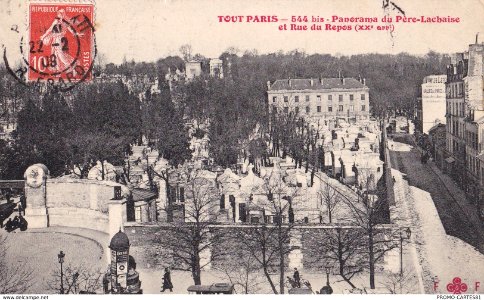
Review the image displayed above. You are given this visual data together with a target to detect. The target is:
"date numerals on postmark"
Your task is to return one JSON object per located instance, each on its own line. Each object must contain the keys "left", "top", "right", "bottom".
{"left": 29, "top": 40, "right": 44, "bottom": 53}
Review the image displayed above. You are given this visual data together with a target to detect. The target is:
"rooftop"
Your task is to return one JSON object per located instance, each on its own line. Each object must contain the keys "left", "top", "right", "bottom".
{"left": 269, "top": 78, "right": 367, "bottom": 91}
{"left": 109, "top": 230, "right": 130, "bottom": 250}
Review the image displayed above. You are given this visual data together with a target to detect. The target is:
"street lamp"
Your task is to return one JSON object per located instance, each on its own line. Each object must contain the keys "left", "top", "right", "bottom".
{"left": 57, "top": 251, "right": 65, "bottom": 294}
{"left": 400, "top": 227, "right": 411, "bottom": 276}
{"left": 73, "top": 272, "right": 79, "bottom": 294}
{"left": 324, "top": 264, "right": 332, "bottom": 286}
{"left": 319, "top": 264, "right": 334, "bottom": 294}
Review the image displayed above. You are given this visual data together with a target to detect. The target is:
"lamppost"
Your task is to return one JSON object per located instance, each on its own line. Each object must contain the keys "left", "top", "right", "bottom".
{"left": 324, "top": 264, "right": 332, "bottom": 286}
{"left": 399, "top": 227, "right": 412, "bottom": 276}
{"left": 58, "top": 251, "right": 65, "bottom": 294}
{"left": 73, "top": 272, "right": 79, "bottom": 294}
{"left": 319, "top": 264, "right": 333, "bottom": 294}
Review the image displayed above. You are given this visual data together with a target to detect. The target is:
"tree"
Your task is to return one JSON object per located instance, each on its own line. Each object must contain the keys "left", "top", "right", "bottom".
{"left": 179, "top": 44, "right": 193, "bottom": 61}
{"left": 0, "top": 232, "right": 34, "bottom": 293}
{"left": 306, "top": 227, "right": 366, "bottom": 289}
{"left": 318, "top": 180, "right": 341, "bottom": 223}
{"left": 153, "top": 83, "right": 192, "bottom": 167}
{"left": 148, "top": 82, "right": 192, "bottom": 203}
{"left": 236, "top": 169, "right": 301, "bottom": 294}
{"left": 235, "top": 223, "right": 286, "bottom": 294}
{"left": 45, "top": 263, "right": 102, "bottom": 294}
{"left": 341, "top": 168, "right": 399, "bottom": 289}
{"left": 215, "top": 249, "right": 265, "bottom": 294}
{"left": 381, "top": 268, "right": 415, "bottom": 294}
{"left": 159, "top": 170, "right": 224, "bottom": 285}
{"left": 63, "top": 131, "right": 128, "bottom": 179}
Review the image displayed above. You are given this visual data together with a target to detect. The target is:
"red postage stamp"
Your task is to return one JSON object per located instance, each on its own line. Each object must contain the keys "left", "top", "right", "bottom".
{"left": 28, "top": 2, "right": 95, "bottom": 83}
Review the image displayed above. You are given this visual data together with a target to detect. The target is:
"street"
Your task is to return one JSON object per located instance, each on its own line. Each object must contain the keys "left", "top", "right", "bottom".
{"left": 388, "top": 134, "right": 484, "bottom": 293}
{"left": 389, "top": 133, "right": 483, "bottom": 252}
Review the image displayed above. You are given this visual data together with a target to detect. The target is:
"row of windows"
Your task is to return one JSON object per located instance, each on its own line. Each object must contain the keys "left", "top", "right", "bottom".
{"left": 274, "top": 93, "right": 366, "bottom": 103}
{"left": 447, "top": 82, "right": 463, "bottom": 99}
{"left": 276, "top": 105, "right": 366, "bottom": 114}
{"left": 447, "top": 101, "right": 465, "bottom": 117}
{"left": 465, "top": 130, "right": 479, "bottom": 151}
{"left": 467, "top": 155, "right": 480, "bottom": 176}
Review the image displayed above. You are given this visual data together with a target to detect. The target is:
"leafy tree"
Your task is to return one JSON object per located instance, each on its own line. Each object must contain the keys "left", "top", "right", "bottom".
{"left": 153, "top": 82, "right": 192, "bottom": 167}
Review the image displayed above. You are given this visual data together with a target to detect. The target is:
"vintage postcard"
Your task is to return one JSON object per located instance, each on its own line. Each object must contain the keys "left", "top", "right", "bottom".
{"left": 0, "top": 0, "right": 483, "bottom": 297}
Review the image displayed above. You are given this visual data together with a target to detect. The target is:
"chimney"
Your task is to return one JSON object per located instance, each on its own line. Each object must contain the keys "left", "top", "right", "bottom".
{"left": 338, "top": 70, "right": 341, "bottom": 79}
{"left": 363, "top": 78, "right": 366, "bottom": 85}
{"left": 343, "top": 77, "right": 346, "bottom": 85}
{"left": 289, "top": 79, "right": 292, "bottom": 88}
{"left": 310, "top": 78, "right": 314, "bottom": 86}
{"left": 267, "top": 81, "right": 271, "bottom": 90}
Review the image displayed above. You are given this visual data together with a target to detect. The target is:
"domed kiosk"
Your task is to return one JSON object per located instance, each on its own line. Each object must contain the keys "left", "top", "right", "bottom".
{"left": 107, "top": 230, "right": 142, "bottom": 294}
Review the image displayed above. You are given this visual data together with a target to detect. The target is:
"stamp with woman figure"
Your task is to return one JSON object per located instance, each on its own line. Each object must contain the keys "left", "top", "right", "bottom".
{"left": 27, "top": 1, "right": 95, "bottom": 84}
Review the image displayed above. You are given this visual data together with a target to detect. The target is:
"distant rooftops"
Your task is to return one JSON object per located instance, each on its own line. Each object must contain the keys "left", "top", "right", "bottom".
{"left": 269, "top": 77, "right": 367, "bottom": 91}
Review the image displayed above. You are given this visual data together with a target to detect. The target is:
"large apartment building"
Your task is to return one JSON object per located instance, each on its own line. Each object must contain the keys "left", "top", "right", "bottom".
{"left": 444, "top": 41, "right": 484, "bottom": 219}
{"left": 267, "top": 77, "right": 370, "bottom": 128}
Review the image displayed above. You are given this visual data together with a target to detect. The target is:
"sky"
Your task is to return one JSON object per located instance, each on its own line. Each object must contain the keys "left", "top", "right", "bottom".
{"left": 1, "top": 0, "right": 483, "bottom": 64}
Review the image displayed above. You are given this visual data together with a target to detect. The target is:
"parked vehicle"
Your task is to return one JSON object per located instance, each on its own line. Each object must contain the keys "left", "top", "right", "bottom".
{"left": 187, "top": 283, "right": 234, "bottom": 294}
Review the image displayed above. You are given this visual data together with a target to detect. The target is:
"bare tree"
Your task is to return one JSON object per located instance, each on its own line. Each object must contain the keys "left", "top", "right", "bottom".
{"left": 341, "top": 168, "right": 399, "bottom": 290}
{"left": 381, "top": 268, "right": 415, "bottom": 294}
{"left": 318, "top": 180, "right": 341, "bottom": 223}
{"left": 0, "top": 232, "right": 34, "bottom": 294}
{"left": 215, "top": 250, "right": 265, "bottom": 294}
{"left": 306, "top": 227, "right": 366, "bottom": 289}
{"left": 179, "top": 44, "right": 193, "bottom": 61}
{"left": 45, "top": 263, "right": 102, "bottom": 294}
{"left": 236, "top": 169, "right": 302, "bottom": 294}
{"left": 160, "top": 170, "right": 225, "bottom": 285}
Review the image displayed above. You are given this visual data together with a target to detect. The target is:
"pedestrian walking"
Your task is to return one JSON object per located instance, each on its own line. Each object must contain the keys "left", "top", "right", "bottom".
{"left": 18, "top": 202, "right": 23, "bottom": 216}
{"left": 293, "top": 267, "right": 301, "bottom": 288}
{"left": 161, "top": 267, "right": 173, "bottom": 292}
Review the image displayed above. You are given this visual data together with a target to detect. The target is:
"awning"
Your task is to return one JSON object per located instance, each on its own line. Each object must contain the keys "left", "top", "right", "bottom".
{"left": 445, "top": 157, "right": 455, "bottom": 163}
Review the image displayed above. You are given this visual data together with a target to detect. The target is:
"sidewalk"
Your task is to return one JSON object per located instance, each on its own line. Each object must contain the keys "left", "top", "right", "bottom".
{"left": 410, "top": 135, "right": 484, "bottom": 252}
{"left": 426, "top": 160, "right": 484, "bottom": 252}
{"left": 390, "top": 140, "right": 484, "bottom": 294}
{"left": 137, "top": 268, "right": 392, "bottom": 294}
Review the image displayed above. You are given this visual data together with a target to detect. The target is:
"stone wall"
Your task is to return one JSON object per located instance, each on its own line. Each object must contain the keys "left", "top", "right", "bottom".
{"left": 44, "top": 178, "right": 122, "bottom": 233}
{"left": 125, "top": 224, "right": 397, "bottom": 273}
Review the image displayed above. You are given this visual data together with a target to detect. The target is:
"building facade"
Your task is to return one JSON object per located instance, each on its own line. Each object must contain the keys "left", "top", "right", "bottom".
{"left": 185, "top": 61, "right": 202, "bottom": 80}
{"left": 209, "top": 58, "right": 223, "bottom": 78}
{"left": 444, "top": 41, "right": 484, "bottom": 220}
{"left": 445, "top": 52, "right": 468, "bottom": 187}
{"left": 267, "top": 77, "right": 370, "bottom": 128}
{"left": 416, "top": 75, "right": 447, "bottom": 134}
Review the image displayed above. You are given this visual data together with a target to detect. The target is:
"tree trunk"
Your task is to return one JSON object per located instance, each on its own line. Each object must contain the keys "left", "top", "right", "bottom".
{"left": 192, "top": 249, "right": 202, "bottom": 285}
{"left": 278, "top": 224, "right": 285, "bottom": 294}
{"left": 263, "top": 266, "right": 278, "bottom": 294}
{"left": 328, "top": 208, "right": 332, "bottom": 224}
{"left": 369, "top": 227, "right": 375, "bottom": 289}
